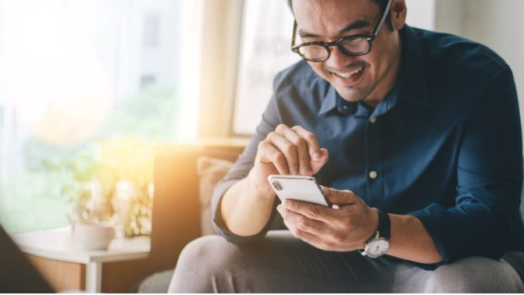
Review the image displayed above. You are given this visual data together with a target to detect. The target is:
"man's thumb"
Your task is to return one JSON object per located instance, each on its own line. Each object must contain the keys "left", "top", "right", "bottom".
{"left": 321, "top": 186, "right": 357, "bottom": 206}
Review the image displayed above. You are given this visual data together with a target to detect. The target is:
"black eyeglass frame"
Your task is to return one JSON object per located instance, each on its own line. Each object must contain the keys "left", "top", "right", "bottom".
{"left": 291, "top": 0, "right": 392, "bottom": 62}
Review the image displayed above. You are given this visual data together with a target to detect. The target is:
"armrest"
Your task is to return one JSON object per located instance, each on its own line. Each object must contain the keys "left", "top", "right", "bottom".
{"left": 149, "top": 143, "right": 246, "bottom": 273}
{"left": 150, "top": 146, "right": 204, "bottom": 273}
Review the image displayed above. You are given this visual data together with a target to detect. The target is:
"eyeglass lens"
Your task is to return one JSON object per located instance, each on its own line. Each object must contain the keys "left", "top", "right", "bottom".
{"left": 298, "top": 37, "right": 370, "bottom": 61}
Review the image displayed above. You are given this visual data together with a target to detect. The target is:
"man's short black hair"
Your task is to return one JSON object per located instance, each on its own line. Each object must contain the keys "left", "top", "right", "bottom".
{"left": 287, "top": 0, "right": 393, "bottom": 31}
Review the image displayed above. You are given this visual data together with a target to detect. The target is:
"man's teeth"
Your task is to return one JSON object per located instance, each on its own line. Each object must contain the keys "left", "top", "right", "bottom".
{"left": 334, "top": 67, "right": 364, "bottom": 78}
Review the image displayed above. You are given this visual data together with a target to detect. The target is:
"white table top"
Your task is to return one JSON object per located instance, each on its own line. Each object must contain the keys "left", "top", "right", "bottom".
{"left": 12, "top": 226, "right": 150, "bottom": 264}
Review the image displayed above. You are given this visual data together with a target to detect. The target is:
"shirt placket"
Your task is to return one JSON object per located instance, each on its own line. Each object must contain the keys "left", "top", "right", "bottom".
{"left": 365, "top": 115, "right": 384, "bottom": 208}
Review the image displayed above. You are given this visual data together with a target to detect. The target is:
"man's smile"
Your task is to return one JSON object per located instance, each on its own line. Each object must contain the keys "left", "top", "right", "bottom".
{"left": 330, "top": 66, "right": 365, "bottom": 86}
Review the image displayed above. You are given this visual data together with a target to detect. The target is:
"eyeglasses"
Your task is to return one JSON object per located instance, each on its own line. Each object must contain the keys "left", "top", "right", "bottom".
{"left": 291, "top": 0, "right": 392, "bottom": 62}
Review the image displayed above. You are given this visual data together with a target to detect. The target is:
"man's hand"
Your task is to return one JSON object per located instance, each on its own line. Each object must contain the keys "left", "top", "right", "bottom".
{"left": 277, "top": 187, "right": 378, "bottom": 251}
{"left": 221, "top": 124, "right": 329, "bottom": 237}
{"left": 247, "top": 124, "right": 329, "bottom": 193}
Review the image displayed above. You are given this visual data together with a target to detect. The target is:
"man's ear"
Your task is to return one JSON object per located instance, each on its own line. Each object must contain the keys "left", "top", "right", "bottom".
{"left": 390, "top": 0, "right": 407, "bottom": 31}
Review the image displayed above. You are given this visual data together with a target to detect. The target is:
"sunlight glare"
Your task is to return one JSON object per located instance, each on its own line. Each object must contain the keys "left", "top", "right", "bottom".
{"left": 13, "top": 43, "right": 113, "bottom": 146}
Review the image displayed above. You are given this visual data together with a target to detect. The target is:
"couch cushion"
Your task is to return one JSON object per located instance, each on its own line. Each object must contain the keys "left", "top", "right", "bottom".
{"left": 136, "top": 268, "right": 174, "bottom": 293}
{"left": 197, "top": 156, "right": 233, "bottom": 235}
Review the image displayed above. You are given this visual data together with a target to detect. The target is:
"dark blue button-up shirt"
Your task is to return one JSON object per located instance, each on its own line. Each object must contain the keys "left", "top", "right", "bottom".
{"left": 212, "top": 25, "right": 524, "bottom": 267}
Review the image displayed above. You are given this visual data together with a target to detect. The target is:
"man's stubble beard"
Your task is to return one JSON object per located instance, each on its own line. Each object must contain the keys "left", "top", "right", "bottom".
{"left": 338, "top": 84, "right": 376, "bottom": 104}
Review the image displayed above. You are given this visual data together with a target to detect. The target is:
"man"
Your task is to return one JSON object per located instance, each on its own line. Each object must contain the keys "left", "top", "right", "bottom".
{"left": 169, "top": 0, "right": 524, "bottom": 292}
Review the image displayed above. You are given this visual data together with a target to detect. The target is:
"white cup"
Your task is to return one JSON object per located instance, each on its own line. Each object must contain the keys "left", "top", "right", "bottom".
{"left": 72, "top": 222, "right": 116, "bottom": 251}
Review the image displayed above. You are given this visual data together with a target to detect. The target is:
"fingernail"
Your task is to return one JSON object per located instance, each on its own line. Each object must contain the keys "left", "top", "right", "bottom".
{"left": 313, "top": 152, "right": 321, "bottom": 159}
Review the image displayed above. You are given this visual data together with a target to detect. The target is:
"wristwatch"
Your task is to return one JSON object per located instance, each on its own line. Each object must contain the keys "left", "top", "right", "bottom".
{"left": 360, "top": 208, "right": 391, "bottom": 258}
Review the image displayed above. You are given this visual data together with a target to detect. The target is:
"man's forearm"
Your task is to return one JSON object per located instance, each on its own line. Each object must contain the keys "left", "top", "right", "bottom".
{"left": 388, "top": 214, "right": 443, "bottom": 264}
{"left": 220, "top": 176, "right": 276, "bottom": 237}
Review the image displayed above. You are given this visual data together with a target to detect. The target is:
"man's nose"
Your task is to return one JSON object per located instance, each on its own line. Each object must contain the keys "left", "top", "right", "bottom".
{"left": 325, "top": 45, "right": 355, "bottom": 69}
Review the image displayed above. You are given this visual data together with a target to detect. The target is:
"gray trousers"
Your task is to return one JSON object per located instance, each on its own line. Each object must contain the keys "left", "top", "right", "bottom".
{"left": 168, "top": 230, "right": 524, "bottom": 293}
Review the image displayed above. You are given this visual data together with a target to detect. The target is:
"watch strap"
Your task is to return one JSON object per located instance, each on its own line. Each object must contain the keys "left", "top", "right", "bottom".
{"left": 374, "top": 207, "right": 390, "bottom": 239}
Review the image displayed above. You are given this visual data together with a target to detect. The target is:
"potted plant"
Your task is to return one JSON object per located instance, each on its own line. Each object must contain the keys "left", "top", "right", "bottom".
{"left": 43, "top": 150, "right": 116, "bottom": 250}
{"left": 98, "top": 137, "right": 158, "bottom": 238}
{"left": 43, "top": 137, "right": 159, "bottom": 243}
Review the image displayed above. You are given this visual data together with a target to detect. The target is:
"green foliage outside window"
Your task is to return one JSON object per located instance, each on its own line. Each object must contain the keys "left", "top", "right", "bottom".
{"left": 0, "top": 86, "right": 180, "bottom": 234}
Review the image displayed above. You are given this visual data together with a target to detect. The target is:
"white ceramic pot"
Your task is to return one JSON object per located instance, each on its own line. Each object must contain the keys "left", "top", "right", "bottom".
{"left": 72, "top": 222, "right": 116, "bottom": 251}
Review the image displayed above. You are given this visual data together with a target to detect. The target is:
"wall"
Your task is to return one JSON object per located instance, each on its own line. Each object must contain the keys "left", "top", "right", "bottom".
{"left": 435, "top": 0, "right": 524, "bottom": 142}
{"left": 405, "top": 0, "right": 436, "bottom": 30}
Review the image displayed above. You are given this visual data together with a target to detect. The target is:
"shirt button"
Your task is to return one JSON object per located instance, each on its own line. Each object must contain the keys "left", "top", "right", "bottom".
{"left": 369, "top": 170, "right": 378, "bottom": 179}
{"left": 343, "top": 105, "right": 348, "bottom": 109}
{"left": 370, "top": 117, "right": 377, "bottom": 124}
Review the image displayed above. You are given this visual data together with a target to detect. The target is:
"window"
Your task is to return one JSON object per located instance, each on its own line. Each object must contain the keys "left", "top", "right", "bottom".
{"left": 232, "top": 0, "right": 300, "bottom": 135}
{"left": 140, "top": 75, "right": 157, "bottom": 88}
{"left": 143, "top": 12, "right": 160, "bottom": 49}
{"left": 0, "top": 0, "right": 202, "bottom": 234}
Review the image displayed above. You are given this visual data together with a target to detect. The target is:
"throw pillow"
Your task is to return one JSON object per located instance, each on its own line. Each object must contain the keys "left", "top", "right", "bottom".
{"left": 196, "top": 156, "right": 233, "bottom": 235}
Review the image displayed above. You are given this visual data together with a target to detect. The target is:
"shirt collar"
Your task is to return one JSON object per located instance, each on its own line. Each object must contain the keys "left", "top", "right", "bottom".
{"left": 369, "top": 25, "right": 431, "bottom": 118}
{"left": 318, "top": 86, "right": 338, "bottom": 115}
{"left": 318, "top": 25, "right": 429, "bottom": 117}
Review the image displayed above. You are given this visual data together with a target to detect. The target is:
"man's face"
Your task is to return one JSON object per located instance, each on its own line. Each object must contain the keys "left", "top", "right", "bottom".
{"left": 293, "top": 0, "right": 404, "bottom": 106}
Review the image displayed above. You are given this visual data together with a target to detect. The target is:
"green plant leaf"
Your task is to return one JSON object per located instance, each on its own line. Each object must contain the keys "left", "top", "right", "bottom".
{"left": 42, "top": 160, "right": 60, "bottom": 171}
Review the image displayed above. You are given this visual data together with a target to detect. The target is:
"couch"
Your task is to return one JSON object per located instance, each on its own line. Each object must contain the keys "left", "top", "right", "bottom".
{"left": 136, "top": 142, "right": 247, "bottom": 292}
{"left": 136, "top": 142, "right": 524, "bottom": 293}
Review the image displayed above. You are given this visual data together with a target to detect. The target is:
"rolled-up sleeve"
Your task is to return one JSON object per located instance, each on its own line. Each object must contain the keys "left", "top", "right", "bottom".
{"left": 211, "top": 74, "right": 286, "bottom": 244}
{"left": 409, "top": 67, "right": 524, "bottom": 265}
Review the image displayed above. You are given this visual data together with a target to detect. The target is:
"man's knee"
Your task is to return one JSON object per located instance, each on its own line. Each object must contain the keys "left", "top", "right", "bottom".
{"left": 425, "top": 257, "right": 524, "bottom": 293}
{"left": 177, "top": 235, "right": 231, "bottom": 268}
{"left": 168, "top": 235, "right": 243, "bottom": 293}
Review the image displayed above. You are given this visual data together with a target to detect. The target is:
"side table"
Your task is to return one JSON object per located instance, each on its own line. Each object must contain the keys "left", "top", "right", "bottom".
{"left": 12, "top": 227, "right": 151, "bottom": 293}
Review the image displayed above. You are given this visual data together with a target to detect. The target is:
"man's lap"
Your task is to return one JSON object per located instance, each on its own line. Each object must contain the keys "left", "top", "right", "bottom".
{"left": 168, "top": 231, "right": 524, "bottom": 293}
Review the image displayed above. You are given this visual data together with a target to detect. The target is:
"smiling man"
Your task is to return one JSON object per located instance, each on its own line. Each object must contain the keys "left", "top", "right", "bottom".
{"left": 291, "top": 0, "right": 400, "bottom": 108}
{"left": 169, "top": 0, "right": 524, "bottom": 292}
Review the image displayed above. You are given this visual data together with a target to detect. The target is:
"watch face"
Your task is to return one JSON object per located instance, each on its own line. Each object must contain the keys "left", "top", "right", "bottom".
{"left": 365, "top": 238, "right": 390, "bottom": 258}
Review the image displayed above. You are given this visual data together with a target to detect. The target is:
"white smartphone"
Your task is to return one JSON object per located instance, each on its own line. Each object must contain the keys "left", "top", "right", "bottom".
{"left": 267, "top": 175, "right": 331, "bottom": 207}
